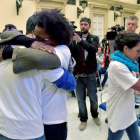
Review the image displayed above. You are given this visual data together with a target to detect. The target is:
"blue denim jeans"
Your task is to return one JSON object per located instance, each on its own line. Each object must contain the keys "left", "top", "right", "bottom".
{"left": 108, "top": 121, "right": 140, "bottom": 140}
{"left": 0, "top": 134, "right": 45, "bottom": 140}
{"left": 97, "top": 66, "right": 108, "bottom": 87}
{"left": 44, "top": 122, "right": 67, "bottom": 140}
{"left": 76, "top": 74, "right": 98, "bottom": 122}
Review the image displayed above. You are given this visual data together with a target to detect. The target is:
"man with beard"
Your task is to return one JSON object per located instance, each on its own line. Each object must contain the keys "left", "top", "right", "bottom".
{"left": 69, "top": 17, "right": 100, "bottom": 131}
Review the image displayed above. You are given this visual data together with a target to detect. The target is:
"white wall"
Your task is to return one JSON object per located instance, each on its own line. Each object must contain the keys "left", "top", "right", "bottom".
{"left": 118, "top": 0, "right": 137, "bottom": 4}
{"left": 65, "top": 0, "right": 90, "bottom": 31}
{"left": 0, "top": 0, "right": 139, "bottom": 35}
{"left": 0, "top": 0, "right": 36, "bottom": 34}
{"left": 135, "top": 10, "right": 140, "bottom": 34}
{"left": 107, "top": 10, "right": 122, "bottom": 31}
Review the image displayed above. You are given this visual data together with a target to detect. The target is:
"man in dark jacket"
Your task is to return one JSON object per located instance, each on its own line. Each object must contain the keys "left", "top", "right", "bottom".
{"left": 69, "top": 17, "right": 100, "bottom": 131}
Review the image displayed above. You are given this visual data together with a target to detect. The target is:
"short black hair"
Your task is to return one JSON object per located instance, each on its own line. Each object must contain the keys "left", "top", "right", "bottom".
{"left": 80, "top": 17, "right": 91, "bottom": 25}
{"left": 115, "top": 33, "right": 140, "bottom": 51}
{"left": 36, "top": 9, "right": 73, "bottom": 46}
{"left": 26, "top": 12, "right": 38, "bottom": 35}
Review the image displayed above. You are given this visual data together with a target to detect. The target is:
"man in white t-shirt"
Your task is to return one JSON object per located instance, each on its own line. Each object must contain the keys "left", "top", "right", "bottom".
{"left": 0, "top": 9, "right": 76, "bottom": 140}
{"left": 0, "top": 48, "right": 75, "bottom": 139}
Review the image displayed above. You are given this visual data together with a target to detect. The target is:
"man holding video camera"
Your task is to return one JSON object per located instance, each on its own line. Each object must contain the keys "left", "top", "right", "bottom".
{"left": 69, "top": 17, "right": 100, "bottom": 131}
{"left": 108, "top": 16, "right": 138, "bottom": 53}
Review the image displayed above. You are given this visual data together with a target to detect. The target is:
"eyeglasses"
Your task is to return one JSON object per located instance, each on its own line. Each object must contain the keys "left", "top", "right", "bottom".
{"left": 32, "top": 30, "right": 52, "bottom": 42}
{"left": 81, "top": 17, "right": 90, "bottom": 20}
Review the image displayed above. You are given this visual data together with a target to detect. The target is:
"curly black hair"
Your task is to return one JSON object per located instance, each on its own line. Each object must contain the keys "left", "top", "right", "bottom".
{"left": 115, "top": 32, "right": 140, "bottom": 51}
{"left": 36, "top": 9, "right": 73, "bottom": 46}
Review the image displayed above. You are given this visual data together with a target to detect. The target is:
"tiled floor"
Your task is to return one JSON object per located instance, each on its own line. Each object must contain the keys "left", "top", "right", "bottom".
{"left": 66, "top": 84, "right": 140, "bottom": 140}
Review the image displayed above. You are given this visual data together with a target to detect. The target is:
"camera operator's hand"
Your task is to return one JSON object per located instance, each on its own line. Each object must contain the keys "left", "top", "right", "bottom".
{"left": 31, "top": 41, "right": 56, "bottom": 54}
{"left": 101, "top": 64, "right": 104, "bottom": 68}
{"left": 73, "top": 33, "right": 82, "bottom": 42}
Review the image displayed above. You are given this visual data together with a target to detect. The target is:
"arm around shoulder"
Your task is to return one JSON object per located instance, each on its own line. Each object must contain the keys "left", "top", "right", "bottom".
{"left": 0, "top": 31, "right": 35, "bottom": 48}
{"left": 52, "top": 69, "right": 76, "bottom": 91}
{"left": 12, "top": 47, "right": 61, "bottom": 74}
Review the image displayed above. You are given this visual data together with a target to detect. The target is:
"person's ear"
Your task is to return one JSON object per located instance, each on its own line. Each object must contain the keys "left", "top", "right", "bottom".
{"left": 53, "top": 41, "right": 58, "bottom": 47}
{"left": 89, "top": 24, "right": 91, "bottom": 28}
{"left": 123, "top": 45, "right": 128, "bottom": 52}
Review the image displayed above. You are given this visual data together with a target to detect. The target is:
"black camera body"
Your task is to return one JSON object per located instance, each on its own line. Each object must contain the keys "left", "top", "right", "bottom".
{"left": 70, "top": 21, "right": 82, "bottom": 36}
{"left": 107, "top": 24, "right": 124, "bottom": 40}
{"left": 70, "top": 21, "right": 77, "bottom": 32}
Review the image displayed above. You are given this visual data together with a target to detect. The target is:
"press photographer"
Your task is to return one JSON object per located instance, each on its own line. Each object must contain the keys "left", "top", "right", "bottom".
{"left": 106, "top": 24, "right": 124, "bottom": 40}
{"left": 69, "top": 17, "right": 100, "bottom": 131}
{"left": 107, "top": 16, "right": 138, "bottom": 54}
{"left": 106, "top": 24, "right": 124, "bottom": 53}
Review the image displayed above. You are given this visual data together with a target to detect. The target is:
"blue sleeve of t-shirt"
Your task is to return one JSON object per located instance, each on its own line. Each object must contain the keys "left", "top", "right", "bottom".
{"left": 52, "top": 68, "right": 76, "bottom": 91}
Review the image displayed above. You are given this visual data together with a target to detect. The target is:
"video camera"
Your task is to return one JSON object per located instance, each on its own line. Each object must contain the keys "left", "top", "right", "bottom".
{"left": 111, "top": 24, "right": 124, "bottom": 32}
{"left": 106, "top": 24, "right": 124, "bottom": 40}
{"left": 70, "top": 21, "right": 82, "bottom": 36}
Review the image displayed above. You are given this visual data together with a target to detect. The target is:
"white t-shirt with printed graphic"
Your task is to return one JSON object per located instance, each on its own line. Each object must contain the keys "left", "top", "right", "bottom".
{"left": 107, "top": 60, "right": 138, "bottom": 132}
{"left": 42, "top": 45, "right": 71, "bottom": 124}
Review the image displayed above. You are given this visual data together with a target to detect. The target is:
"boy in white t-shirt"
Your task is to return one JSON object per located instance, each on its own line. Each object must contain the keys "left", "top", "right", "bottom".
{"left": 107, "top": 33, "right": 140, "bottom": 140}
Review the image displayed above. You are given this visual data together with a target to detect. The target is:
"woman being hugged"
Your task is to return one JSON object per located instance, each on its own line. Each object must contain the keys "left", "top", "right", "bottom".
{"left": 107, "top": 33, "right": 140, "bottom": 140}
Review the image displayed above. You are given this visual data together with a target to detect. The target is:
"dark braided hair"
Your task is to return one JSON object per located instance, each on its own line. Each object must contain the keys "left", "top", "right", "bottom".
{"left": 115, "top": 33, "right": 140, "bottom": 51}
{"left": 36, "top": 9, "right": 73, "bottom": 46}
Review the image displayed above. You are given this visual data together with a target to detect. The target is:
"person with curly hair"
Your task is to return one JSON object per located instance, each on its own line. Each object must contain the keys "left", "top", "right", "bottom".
{"left": 107, "top": 33, "right": 140, "bottom": 140}
{"left": 34, "top": 9, "right": 74, "bottom": 140}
